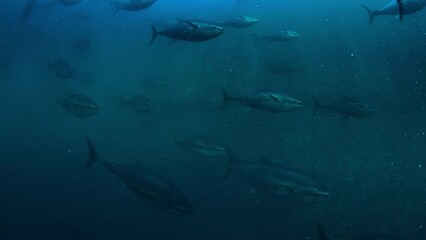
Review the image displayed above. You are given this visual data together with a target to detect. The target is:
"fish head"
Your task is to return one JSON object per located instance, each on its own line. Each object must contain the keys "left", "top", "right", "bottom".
{"left": 241, "top": 16, "right": 259, "bottom": 24}
{"left": 58, "top": 0, "right": 81, "bottom": 6}
{"left": 88, "top": 104, "right": 100, "bottom": 113}
{"left": 137, "top": 100, "right": 155, "bottom": 109}
{"left": 169, "top": 198, "right": 193, "bottom": 214}
{"left": 286, "top": 31, "right": 300, "bottom": 38}
{"left": 293, "top": 187, "right": 330, "bottom": 203}
{"left": 204, "top": 24, "right": 225, "bottom": 36}
{"left": 308, "top": 188, "right": 330, "bottom": 199}
{"left": 352, "top": 102, "right": 380, "bottom": 115}
{"left": 177, "top": 137, "right": 226, "bottom": 157}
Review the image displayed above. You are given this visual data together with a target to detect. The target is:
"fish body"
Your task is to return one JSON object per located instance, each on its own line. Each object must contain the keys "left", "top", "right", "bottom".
{"left": 120, "top": 95, "right": 155, "bottom": 113}
{"left": 58, "top": 0, "right": 81, "bottom": 6}
{"left": 48, "top": 59, "right": 74, "bottom": 79}
{"left": 85, "top": 138, "right": 192, "bottom": 214}
{"left": 177, "top": 136, "right": 227, "bottom": 158}
{"left": 358, "top": 236, "right": 405, "bottom": 240}
{"left": 141, "top": 78, "right": 168, "bottom": 89}
{"left": 72, "top": 38, "right": 91, "bottom": 52}
{"left": 221, "top": 88, "right": 302, "bottom": 113}
{"left": 114, "top": 0, "right": 156, "bottom": 14}
{"left": 312, "top": 96, "right": 380, "bottom": 118}
{"left": 317, "top": 224, "right": 404, "bottom": 240}
{"left": 263, "top": 60, "right": 303, "bottom": 75}
{"left": 362, "top": 0, "right": 424, "bottom": 24}
{"left": 220, "top": 16, "right": 259, "bottom": 28}
{"left": 149, "top": 20, "right": 224, "bottom": 45}
{"left": 255, "top": 30, "right": 300, "bottom": 42}
{"left": 226, "top": 153, "right": 330, "bottom": 202}
{"left": 59, "top": 94, "right": 99, "bottom": 119}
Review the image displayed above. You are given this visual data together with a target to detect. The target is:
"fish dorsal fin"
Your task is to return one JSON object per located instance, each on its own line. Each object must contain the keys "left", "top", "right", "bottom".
{"left": 238, "top": 16, "right": 245, "bottom": 20}
{"left": 267, "top": 94, "right": 281, "bottom": 102}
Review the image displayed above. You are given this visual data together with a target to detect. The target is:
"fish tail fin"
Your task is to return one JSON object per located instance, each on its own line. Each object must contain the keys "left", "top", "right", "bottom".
{"left": 224, "top": 147, "right": 234, "bottom": 179}
{"left": 312, "top": 95, "right": 321, "bottom": 118}
{"left": 316, "top": 223, "right": 328, "bottom": 240}
{"left": 361, "top": 5, "right": 375, "bottom": 24}
{"left": 220, "top": 87, "right": 230, "bottom": 109}
{"left": 112, "top": 7, "right": 119, "bottom": 16}
{"left": 149, "top": 25, "right": 159, "bottom": 45}
{"left": 55, "top": 92, "right": 61, "bottom": 105}
{"left": 22, "top": 0, "right": 36, "bottom": 23}
{"left": 397, "top": 0, "right": 403, "bottom": 22}
{"left": 85, "top": 137, "right": 98, "bottom": 168}
{"left": 119, "top": 95, "right": 125, "bottom": 109}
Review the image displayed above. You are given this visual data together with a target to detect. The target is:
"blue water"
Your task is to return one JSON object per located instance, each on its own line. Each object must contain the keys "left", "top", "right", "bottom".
{"left": 0, "top": 0, "right": 425, "bottom": 239}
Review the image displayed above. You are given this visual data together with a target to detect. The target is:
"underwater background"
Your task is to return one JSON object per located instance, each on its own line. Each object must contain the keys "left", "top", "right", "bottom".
{"left": 0, "top": 0, "right": 425, "bottom": 239}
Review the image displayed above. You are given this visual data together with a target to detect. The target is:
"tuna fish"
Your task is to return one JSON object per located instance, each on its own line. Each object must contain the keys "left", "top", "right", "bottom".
{"left": 254, "top": 30, "right": 300, "bottom": 42}
{"left": 141, "top": 77, "right": 168, "bottom": 89}
{"left": 21, "top": 0, "right": 37, "bottom": 23}
{"left": 72, "top": 38, "right": 91, "bottom": 52}
{"left": 312, "top": 96, "right": 380, "bottom": 119}
{"left": 225, "top": 151, "right": 330, "bottom": 203}
{"left": 220, "top": 88, "right": 302, "bottom": 113}
{"left": 120, "top": 95, "right": 155, "bottom": 113}
{"left": 149, "top": 20, "right": 224, "bottom": 45}
{"left": 85, "top": 138, "right": 193, "bottom": 214}
{"left": 362, "top": 0, "right": 423, "bottom": 24}
{"left": 58, "top": 0, "right": 81, "bottom": 6}
{"left": 58, "top": 94, "right": 99, "bottom": 119}
{"left": 317, "top": 223, "right": 404, "bottom": 240}
{"left": 263, "top": 60, "right": 304, "bottom": 76}
{"left": 177, "top": 136, "right": 227, "bottom": 158}
{"left": 112, "top": 0, "right": 156, "bottom": 15}
{"left": 219, "top": 16, "right": 259, "bottom": 28}
{"left": 48, "top": 59, "right": 74, "bottom": 79}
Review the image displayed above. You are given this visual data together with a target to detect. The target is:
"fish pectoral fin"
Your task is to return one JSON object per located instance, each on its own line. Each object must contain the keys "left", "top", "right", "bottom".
{"left": 134, "top": 187, "right": 151, "bottom": 197}
{"left": 187, "top": 22, "right": 199, "bottom": 29}
{"left": 271, "top": 180, "right": 299, "bottom": 193}
{"left": 267, "top": 94, "right": 281, "bottom": 102}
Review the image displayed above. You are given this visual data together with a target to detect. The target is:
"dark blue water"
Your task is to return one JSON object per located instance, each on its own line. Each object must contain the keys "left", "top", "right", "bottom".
{"left": 0, "top": 0, "right": 425, "bottom": 239}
